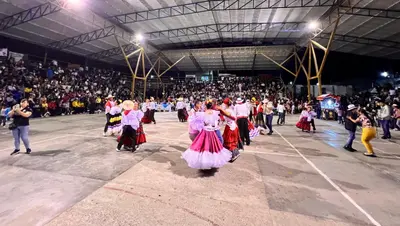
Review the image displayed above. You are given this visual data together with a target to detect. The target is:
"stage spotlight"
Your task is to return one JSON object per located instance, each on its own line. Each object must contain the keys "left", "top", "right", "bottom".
{"left": 307, "top": 20, "right": 319, "bottom": 30}
{"left": 136, "top": 34, "right": 144, "bottom": 41}
{"left": 381, "top": 72, "right": 389, "bottom": 77}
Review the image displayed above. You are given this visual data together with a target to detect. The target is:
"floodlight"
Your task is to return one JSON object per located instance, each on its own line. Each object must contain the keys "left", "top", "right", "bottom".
{"left": 135, "top": 34, "right": 144, "bottom": 41}
{"left": 289, "top": 81, "right": 293, "bottom": 85}
{"left": 67, "top": 0, "right": 83, "bottom": 8}
{"left": 151, "top": 75, "right": 154, "bottom": 79}
{"left": 307, "top": 20, "right": 319, "bottom": 30}
{"left": 381, "top": 72, "right": 389, "bottom": 77}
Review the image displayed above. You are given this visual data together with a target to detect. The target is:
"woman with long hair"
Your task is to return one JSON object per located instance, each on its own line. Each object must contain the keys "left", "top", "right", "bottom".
{"left": 347, "top": 108, "right": 377, "bottom": 157}
{"left": 182, "top": 101, "right": 232, "bottom": 169}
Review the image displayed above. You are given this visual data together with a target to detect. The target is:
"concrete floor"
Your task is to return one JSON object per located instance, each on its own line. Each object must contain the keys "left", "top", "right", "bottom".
{"left": 0, "top": 113, "right": 399, "bottom": 226}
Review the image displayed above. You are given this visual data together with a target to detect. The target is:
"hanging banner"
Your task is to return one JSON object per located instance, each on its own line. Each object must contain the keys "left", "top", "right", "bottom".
{"left": 9, "top": 51, "right": 24, "bottom": 62}
{"left": 0, "top": 48, "right": 8, "bottom": 57}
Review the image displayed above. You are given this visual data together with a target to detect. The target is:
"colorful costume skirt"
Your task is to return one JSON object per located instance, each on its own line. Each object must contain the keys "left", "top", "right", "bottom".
{"left": 296, "top": 117, "right": 310, "bottom": 131}
{"left": 107, "top": 113, "right": 122, "bottom": 135}
{"left": 222, "top": 125, "right": 240, "bottom": 151}
{"left": 141, "top": 110, "right": 152, "bottom": 124}
{"left": 248, "top": 120, "right": 260, "bottom": 140}
{"left": 177, "top": 109, "right": 187, "bottom": 121}
{"left": 117, "top": 125, "right": 146, "bottom": 147}
{"left": 182, "top": 129, "right": 232, "bottom": 169}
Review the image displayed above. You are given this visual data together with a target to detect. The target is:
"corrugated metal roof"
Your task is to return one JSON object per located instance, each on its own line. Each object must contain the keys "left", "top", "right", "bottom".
{"left": 0, "top": 0, "right": 399, "bottom": 71}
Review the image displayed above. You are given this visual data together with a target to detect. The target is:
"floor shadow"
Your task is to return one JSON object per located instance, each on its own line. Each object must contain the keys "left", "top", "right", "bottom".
{"left": 198, "top": 168, "right": 219, "bottom": 177}
{"left": 29, "top": 149, "right": 71, "bottom": 157}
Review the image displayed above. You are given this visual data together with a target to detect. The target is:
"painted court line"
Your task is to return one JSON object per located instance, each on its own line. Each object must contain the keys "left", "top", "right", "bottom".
{"left": 274, "top": 128, "right": 382, "bottom": 226}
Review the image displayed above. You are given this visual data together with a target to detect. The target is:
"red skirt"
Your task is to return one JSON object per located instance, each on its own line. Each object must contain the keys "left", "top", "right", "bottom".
{"left": 141, "top": 110, "right": 152, "bottom": 124}
{"left": 248, "top": 119, "right": 255, "bottom": 131}
{"left": 296, "top": 117, "right": 310, "bottom": 131}
{"left": 117, "top": 125, "right": 146, "bottom": 147}
{"left": 136, "top": 125, "right": 146, "bottom": 145}
{"left": 223, "top": 125, "right": 239, "bottom": 151}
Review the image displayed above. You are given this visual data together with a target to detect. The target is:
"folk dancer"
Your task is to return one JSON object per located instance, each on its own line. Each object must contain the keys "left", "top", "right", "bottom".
{"left": 176, "top": 97, "right": 187, "bottom": 122}
{"left": 116, "top": 100, "right": 144, "bottom": 152}
{"left": 182, "top": 102, "right": 232, "bottom": 169}
{"left": 221, "top": 98, "right": 241, "bottom": 162}
{"left": 103, "top": 95, "right": 115, "bottom": 136}
{"left": 117, "top": 101, "right": 147, "bottom": 151}
{"left": 106, "top": 100, "right": 122, "bottom": 136}
{"left": 188, "top": 100, "right": 203, "bottom": 141}
{"left": 141, "top": 99, "right": 152, "bottom": 124}
{"left": 263, "top": 99, "right": 274, "bottom": 135}
{"left": 277, "top": 101, "right": 286, "bottom": 125}
{"left": 234, "top": 97, "right": 250, "bottom": 146}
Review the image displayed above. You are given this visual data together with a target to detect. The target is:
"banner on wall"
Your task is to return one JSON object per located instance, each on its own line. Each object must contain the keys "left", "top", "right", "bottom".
{"left": 0, "top": 48, "right": 8, "bottom": 57}
{"left": 9, "top": 51, "right": 24, "bottom": 62}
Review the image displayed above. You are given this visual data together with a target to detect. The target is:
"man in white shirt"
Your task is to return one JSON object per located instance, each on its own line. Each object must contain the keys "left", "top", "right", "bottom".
{"left": 276, "top": 102, "right": 285, "bottom": 125}
{"left": 234, "top": 97, "right": 250, "bottom": 146}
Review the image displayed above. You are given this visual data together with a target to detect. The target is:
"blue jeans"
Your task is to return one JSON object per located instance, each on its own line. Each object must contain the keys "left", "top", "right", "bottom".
{"left": 215, "top": 130, "right": 223, "bottom": 144}
{"left": 345, "top": 130, "right": 355, "bottom": 148}
{"left": 265, "top": 114, "right": 273, "bottom": 132}
{"left": 381, "top": 120, "right": 391, "bottom": 138}
{"left": 12, "top": 126, "right": 30, "bottom": 150}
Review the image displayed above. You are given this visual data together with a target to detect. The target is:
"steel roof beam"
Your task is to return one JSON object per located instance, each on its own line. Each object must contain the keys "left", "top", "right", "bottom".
{"left": 318, "top": 33, "right": 400, "bottom": 49}
{"left": 87, "top": 43, "right": 138, "bottom": 59}
{"left": 221, "top": 49, "right": 227, "bottom": 70}
{"left": 47, "top": 25, "right": 122, "bottom": 49}
{"left": 0, "top": 0, "right": 66, "bottom": 31}
{"left": 110, "top": 0, "right": 335, "bottom": 24}
{"left": 146, "top": 22, "right": 305, "bottom": 39}
{"left": 189, "top": 52, "right": 203, "bottom": 72}
{"left": 110, "top": 0, "right": 399, "bottom": 25}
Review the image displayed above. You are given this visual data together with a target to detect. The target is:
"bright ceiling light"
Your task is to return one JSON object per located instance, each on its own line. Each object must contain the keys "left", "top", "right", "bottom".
{"left": 135, "top": 34, "right": 144, "bottom": 41}
{"left": 381, "top": 71, "right": 389, "bottom": 77}
{"left": 307, "top": 20, "right": 319, "bottom": 30}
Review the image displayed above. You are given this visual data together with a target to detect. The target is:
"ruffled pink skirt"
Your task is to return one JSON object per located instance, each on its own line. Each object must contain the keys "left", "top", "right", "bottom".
{"left": 182, "top": 129, "right": 232, "bottom": 169}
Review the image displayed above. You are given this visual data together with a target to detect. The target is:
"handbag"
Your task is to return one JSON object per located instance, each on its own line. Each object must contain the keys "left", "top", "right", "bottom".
{"left": 8, "top": 121, "right": 17, "bottom": 130}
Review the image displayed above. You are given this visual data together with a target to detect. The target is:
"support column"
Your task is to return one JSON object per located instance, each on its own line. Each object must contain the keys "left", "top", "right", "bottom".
{"left": 43, "top": 49, "right": 48, "bottom": 65}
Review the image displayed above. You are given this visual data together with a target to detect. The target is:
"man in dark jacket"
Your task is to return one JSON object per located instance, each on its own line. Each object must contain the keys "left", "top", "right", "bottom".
{"left": 344, "top": 104, "right": 358, "bottom": 151}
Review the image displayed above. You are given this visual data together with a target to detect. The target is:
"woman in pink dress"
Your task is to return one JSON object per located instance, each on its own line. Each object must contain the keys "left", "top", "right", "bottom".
{"left": 182, "top": 102, "right": 232, "bottom": 169}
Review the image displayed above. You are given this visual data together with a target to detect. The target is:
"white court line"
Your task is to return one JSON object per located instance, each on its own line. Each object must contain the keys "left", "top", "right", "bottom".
{"left": 274, "top": 128, "right": 382, "bottom": 226}
{"left": 1, "top": 127, "right": 103, "bottom": 152}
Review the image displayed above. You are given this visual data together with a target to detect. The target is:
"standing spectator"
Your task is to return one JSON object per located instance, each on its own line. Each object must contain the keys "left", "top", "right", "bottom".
{"left": 1, "top": 104, "right": 7, "bottom": 127}
{"left": 393, "top": 104, "right": 400, "bottom": 131}
{"left": 379, "top": 101, "right": 392, "bottom": 139}
{"left": 9, "top": 99, "right": 32, "bottom": 155}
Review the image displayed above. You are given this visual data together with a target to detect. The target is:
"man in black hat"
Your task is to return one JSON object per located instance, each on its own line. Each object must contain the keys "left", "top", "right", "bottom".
{"left": 344, "top": 104, "right": 358, "bottom": 152}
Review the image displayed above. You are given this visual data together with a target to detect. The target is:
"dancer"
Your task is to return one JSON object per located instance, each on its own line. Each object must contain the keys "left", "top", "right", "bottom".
{"left": 116, "top": 100, "right": 144, "bottom": 152}
{"left": 176, "top": 97, "right": 187, "bottom": 122}
{"left": 182, "top": 102, "right": 232, "bottom": 169}
{"left": 221, "top": 98, "right": 241, "bottom": 162}
{"left": 234, "top": 97, "right": 250, "bottom": 146}
{"left": 141, "top": 99, "right": 152, "bottom": 124}
{"left": 106, "top": 100, "right": 122, "bottom": 136}
{"left": 103, "top": 95, "right": 115, "bottom": 136}
{"left": 296, "top": 107, "right": 311, "bottom": 132}
{"left": 149, "top": 97, "right": 156, "bottom": 124}
{"left": 255, "top": 100, "right": 264, "bottom": 127}
{"left": 263, "top": 99, "right": 274, "bottom": 135}
{"left": 117, "top": 102, "right": 146, "bottom": 151}
{"left": 188, "top": 100, "right": 203, "bottom": 141}
{"left": 344, "top": 104, "right": 358, "bottom": 151}
{"left": 347, "top": 109, "right": 377, "bottom": 157}
{"left": 308, "top": 106, "right": 317, "bottom": 133}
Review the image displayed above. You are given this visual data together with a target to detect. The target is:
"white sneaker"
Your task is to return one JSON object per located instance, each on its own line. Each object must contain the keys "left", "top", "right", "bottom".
{"left": 116, "top": 148, "right": 121, "bottom": 152}
{"left": 103, "top": 132, "right": 107, "bottom": 137}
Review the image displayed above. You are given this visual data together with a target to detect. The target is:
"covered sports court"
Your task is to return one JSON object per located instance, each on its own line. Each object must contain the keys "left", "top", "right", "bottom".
{"left": 1, "top": 0, "right": 400, "bottom": 225}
